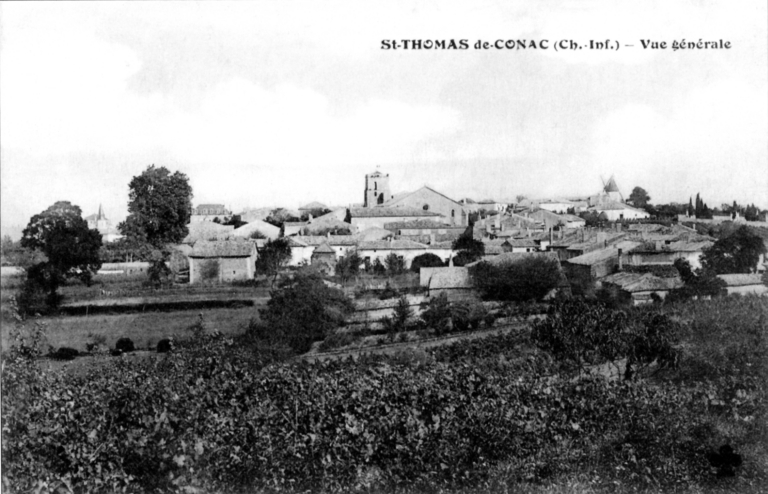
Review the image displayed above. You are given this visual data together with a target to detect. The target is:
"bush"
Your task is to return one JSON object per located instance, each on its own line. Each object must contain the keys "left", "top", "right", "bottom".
{"left": 156, "top": 338, "right": 173, "bottom": 353}
{"left": 318, "top": 332, "right": 359, "bottom": 352}
{"left": 384, "top": 253, "right": 406, "bottom": 275}
{"left": 484, "top": 311, "right": 497, "bottom": 328}
{"left": 420, "top": 293, "right": 452, "bottom": 335}
{"left": 410, "top": 253, "right": 445, "bottom": 273}
{"left": 469, "top": 256, "right": 562, "bottom": 302}
{"left": 115, "top": 337, "right": 135, "bottom": 353}
{"left": 378, "top": 282, "right": 399, "bottom": 300}
{"left": 49, "top": 347, "right": 79, "bottom": 360}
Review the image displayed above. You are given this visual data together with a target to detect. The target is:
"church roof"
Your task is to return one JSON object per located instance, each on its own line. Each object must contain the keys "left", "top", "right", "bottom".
{"left": 349, "top": 207, "right": 441, "bottom": 218}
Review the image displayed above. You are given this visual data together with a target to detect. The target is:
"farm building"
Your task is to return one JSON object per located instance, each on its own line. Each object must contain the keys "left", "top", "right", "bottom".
{"left": 421, "top": 267, "right": 477, "bottom": 301}
{"left": 717, "top": 274, "right": 767, "bottom": 295}
{"left": 188, "top": 240, "right": 257, "bottom": 284}
{"left": 599, "top": 272, "right": 683, "bottom": 305}
{"left": 311, "top": 242, "right": 337, "bottom": 275}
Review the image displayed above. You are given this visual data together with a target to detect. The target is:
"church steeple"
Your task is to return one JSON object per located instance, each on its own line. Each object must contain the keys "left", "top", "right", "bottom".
{"left": 97, "top": 204, "right": 106, "bottom": 220}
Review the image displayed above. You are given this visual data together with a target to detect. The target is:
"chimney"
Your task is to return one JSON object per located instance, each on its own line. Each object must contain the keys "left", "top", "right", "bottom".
{"left": 308, "top": 213, "right": 313, "bottom": 222}
{"left": 495, "top": 215, "right": 501, "bottom": 231}
{"left": 549, "top": 228, "right": 553, "bottom": 245}
{"left": 430, "top": 233, "right": 436, "bottom": 245}
{"left": 449, "top": 255, "right": 454, "bottom": 267}
{"left": 617, "top": 222, "right": 622, "bottom": 232}
{"left": 327, "top": 231, "right": 331, "bottom": 239}
{"left": 618, "top": 248, "right": 623, "bottom": 270}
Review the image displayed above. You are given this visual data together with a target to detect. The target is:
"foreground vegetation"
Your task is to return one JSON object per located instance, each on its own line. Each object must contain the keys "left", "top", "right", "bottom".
{"left": 2, "top": 295, "right": 767, "bottom": 493}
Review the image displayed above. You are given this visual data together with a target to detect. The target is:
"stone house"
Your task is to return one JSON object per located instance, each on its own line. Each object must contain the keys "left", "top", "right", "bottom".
{"left": 627, "top": 240, "right": 713, "bottom": 270}
{"left": 564, "top": 242, "right": 642, "bottom": 285}
{"left": 188, "top": 240, "right": 256, "bottom": 284}
{"left": 592, "top": 202, "right": 650, "bottom": 221}
{"left": 599, "top": 272, "right": 683, "bottom": 305}
{"left": 717, "top": 274, "right": 767, "bottom": 295}
{"left": 191, "top": 204, "right": 231, "bottom": 223}
{"left": 420, "top": 267, "right": 477, "bottom": 301}
{"left": 311, "top": 242, "right": 337, "bottom": 274}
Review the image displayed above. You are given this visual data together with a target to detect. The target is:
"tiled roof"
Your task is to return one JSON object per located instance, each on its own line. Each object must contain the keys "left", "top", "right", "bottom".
{"left": 469, "top": 251, "right": 560, "bottom": 267}
{"left": 182, "top": 222, "right": 235, "bottom": 244}
{"left": 666, "top": 240, "right": 714, "bottom": 252}
{"left": 717, "top": 274, "right": 764, "bottom": 287}
{"left": 313, "top": 242, "right": 336, "bottom": 254}
{"left": 567, "top": 243, "right": 641, "bottom": 266}
{"left": 358, "top": 239, "right": 428, "bottom": 250}
{"left": 292, "top": 235, "right": 358, "bottom": 246}
{"left": 356, "top": 227, "right": 393, "bottom": 241}
{"left": 505, "top": 238, "right": 537, "bottom": 248}
{"left": 602, "top": 272, "right": 683, "bottom": 292}
{"left": 232, "top": 220, "right": 280, "bottom": 238}
{"left": 299, "top": 201, "right": 328, "bottom": 210}
{"left": 189, "top": 240, "right": 255, "bottom": 258}
{"left": 384, "top": 220, "right": 457, "bottom": 230}
{"left": 350, "top": 207, "right": 441, "bottom": 218}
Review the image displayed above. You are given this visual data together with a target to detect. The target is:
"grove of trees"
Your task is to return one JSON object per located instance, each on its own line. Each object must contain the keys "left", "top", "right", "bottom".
{"left": 468, "top": 256, "right": 562, "bottom": 302}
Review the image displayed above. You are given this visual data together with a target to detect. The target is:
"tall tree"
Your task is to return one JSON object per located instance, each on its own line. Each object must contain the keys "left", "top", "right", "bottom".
{"left": 700, "top": 226, "right": 767, "bottom": 274}
{"left": 21, "top": 201, "right": 102, "bottom": 306}
{"left": 452, "top": 232, "right": 485, "bottom": 266}
{"left": 628, "top": 186, "right": 651, "bottom": 208}
{"left": 119, "top": 165, "right": 193, "bottom": 247}
{"left": 255, "top": 238, "right": 292, "bottom": 286}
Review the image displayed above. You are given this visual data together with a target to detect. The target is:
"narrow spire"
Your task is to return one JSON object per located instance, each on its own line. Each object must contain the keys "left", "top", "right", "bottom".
{"left": 97, "top": 204, "right": 105, "bottom": 220}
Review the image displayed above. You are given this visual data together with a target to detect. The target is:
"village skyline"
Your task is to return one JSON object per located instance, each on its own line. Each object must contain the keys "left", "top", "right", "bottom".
{"left": 2, "top": 1, "right": 766, "bottom": 238}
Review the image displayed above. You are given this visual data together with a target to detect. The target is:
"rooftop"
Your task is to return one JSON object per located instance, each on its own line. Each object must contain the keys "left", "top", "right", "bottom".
{"left": 189, "top": 240, "right": 255, "bottom": 258}
{"left": 350, "top": 207, "right": 442, "bottom": 218}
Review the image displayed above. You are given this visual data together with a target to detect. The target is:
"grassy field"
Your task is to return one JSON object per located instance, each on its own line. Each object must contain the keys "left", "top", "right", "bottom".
{"left": 3, "top": 305, "right": 263, "bottom": 352}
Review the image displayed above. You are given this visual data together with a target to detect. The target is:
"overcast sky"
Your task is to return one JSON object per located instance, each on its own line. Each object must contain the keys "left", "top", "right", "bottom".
{"left": 1, "top": 1, "right": 766, "bottom": 237}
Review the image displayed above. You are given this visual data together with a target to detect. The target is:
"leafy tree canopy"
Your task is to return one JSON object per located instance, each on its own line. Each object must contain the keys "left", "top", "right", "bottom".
{"left": 410, "top": 253, "right": 445, "bottom": 273}
{"left": 258, "top": 272, "right": 355, "bottom": 353}
{"left": 700, "top": 226, "right": 767, "bottom": 274}
{"left": 469, "top": 256, "right": 562, "bottom": 302}
{"left": 119, "top": 165, "right": 193, "bottom": 247}
{"left": 452, "top": 233, "right": 484, "bottom": 266}
{"left": 255, "top": 238, "right": 292, "bottom": 285}
{"left": 628, "top": 186, "right": 651, "bottom": 208}
{"left": 21, "top": 201, "right": 102, "bottom": 289}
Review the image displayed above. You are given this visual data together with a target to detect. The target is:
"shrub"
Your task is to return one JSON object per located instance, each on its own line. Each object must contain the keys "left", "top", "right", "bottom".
{"left": 257, "top": 272, "right": 355, "bottom": 354}
{"left": 318, "top": 332, "right": 359, "bottom": 352}
{"left": 115, "top": 337, "right": 135, "bottom": 353}
{"left": 410, "top": 253, "right": 445, "bottom": 273}
{"left": 420, "top": 293, "right": 452, "bottom": 335}
{"left": 49, "top": 347, "right": 79, "bottom": 360}
{"left": 469, "top": 256, "right": 562, "bottom": 302}
{"left": 378, "top": 281, "right": 399, "bottom": 300}
{"left": 156, "top": 338, "right": 173, "bottom": 353}
{"left": 384, "top": 253, "right": 406, "bottom": 275}
{"left": 484, "top": 311, "right": 497, "bottom": 328}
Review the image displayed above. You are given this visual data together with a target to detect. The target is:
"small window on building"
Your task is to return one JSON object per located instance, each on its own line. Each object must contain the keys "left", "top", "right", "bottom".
{"left": 374, "top": 182, "right": 377, "bottom": 190}
{"left": 423, "top": 204, "right": 429, "bottom": 210}
{"left": 451, "top": 209, "right": 455, "bottom": 217}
